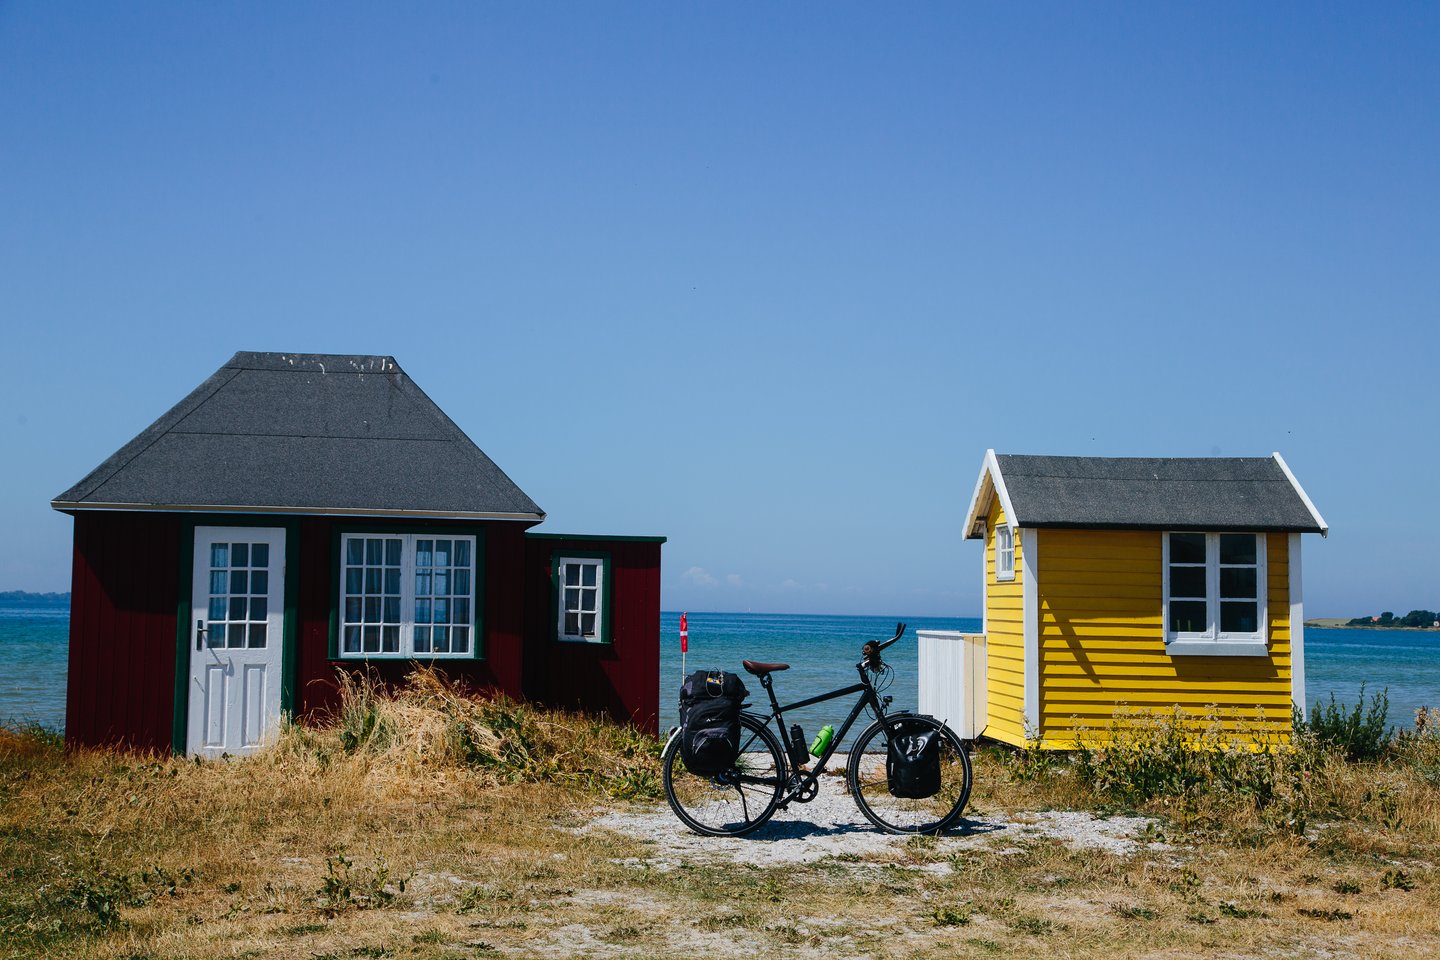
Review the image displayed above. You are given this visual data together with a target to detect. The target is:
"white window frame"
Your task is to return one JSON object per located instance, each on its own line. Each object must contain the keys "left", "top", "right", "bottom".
{"left": 338, "top": 533, "right": 477, "bottom": 659}
{"left": 556, "top": 556, "right": 606, "bottom": 643}
{"left": 995, "top": 525, "right": 1016, "bottom": 582}
{"left": 1162, "top": 531, "right": 1268, "bottom": 656}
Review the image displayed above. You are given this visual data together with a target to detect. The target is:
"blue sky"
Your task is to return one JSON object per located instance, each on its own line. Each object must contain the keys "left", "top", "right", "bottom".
{"left": 1, "top": 3, "right": 1436, "bottom": 617}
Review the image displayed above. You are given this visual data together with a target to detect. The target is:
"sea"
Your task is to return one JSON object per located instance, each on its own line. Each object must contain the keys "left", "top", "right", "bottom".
{"left": 2, "top": 605, "right": 1436, "bottom": 747}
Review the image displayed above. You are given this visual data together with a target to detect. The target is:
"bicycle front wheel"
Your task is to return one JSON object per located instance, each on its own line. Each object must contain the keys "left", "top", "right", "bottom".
{"left": 846, "top": 714, "right": 972, "bottom": 834}
{"left": 663, "top": 713, "right": 787, "bottom": 837}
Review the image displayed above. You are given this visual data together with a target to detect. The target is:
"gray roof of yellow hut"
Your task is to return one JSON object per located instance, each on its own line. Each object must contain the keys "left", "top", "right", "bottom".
{"left": 963, "top": 451, "right": 1327, "bottom": 538}
{"left": 52, "top": 352, "right": 545, "bottom": 520}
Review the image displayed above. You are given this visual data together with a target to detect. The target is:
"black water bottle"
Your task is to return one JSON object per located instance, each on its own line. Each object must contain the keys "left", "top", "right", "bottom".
{"left": 789, "top": 724, "right": 808, "bottom": 769}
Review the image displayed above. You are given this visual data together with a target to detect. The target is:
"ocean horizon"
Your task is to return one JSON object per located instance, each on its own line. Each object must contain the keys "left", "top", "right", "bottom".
{"left": 2, "top": 605, "right": 1435, "bottom": 743}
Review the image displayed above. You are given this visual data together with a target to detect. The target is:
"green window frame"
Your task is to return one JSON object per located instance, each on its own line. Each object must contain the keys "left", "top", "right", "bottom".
{"left": 328, "top": 526, "right": 486, "bottom": 661}
{"left": 552, "top": 551, "right": 613, "bottom": 644}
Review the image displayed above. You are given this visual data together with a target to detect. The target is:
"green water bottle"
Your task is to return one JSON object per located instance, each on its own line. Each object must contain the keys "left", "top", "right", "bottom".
{"left": 809, "top": 724, "right": 834, "bottom": 757}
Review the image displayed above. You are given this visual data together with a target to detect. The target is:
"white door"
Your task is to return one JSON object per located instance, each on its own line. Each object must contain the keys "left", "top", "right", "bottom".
{"left": 188, "top": 526, "right": 286, "bottom": 757}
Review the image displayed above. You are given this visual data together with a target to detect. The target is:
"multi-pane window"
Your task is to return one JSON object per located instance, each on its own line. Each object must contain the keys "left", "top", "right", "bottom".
{"left": 413, "top": 538, "right": 472, "bottom": 655}
{"left": 557, "top": 557, "right": 604, "bottom": 642}
{"left": 340, "top": 534, "right": 476, "bottom": 658}
{"left": 1164, "top": 532, "right": 1265, "bottom": 645}
{"left": 342, "top": 537, "right": 402, "bottom": 655}
{"left": 996, "top": 525, "right": 1015, "bottom": 582}
{"left": 206, "top": 540, "right": 272, "bottom": 649}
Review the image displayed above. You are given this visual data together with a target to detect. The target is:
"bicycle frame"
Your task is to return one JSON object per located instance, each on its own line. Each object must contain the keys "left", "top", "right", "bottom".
{"left": 748, "top": 659, "right": 899, "bottom": 806}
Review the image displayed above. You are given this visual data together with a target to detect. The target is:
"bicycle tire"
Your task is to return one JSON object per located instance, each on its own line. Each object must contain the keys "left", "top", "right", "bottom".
{"left": 663, "top": 713, "right": 788, "bottom": 837}
{"left": 846, "top": 714, "right": 972, "bottom": 834}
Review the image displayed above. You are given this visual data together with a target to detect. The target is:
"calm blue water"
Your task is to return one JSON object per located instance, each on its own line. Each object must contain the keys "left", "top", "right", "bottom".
{"left": 2, "top": 605, "right": 1435, "bottom": 739}
{"left": 656, "top": 613, "right": 1440, "bottom": 741}
{"left": 0, "top": 606, "right": 69, "bottom": 730}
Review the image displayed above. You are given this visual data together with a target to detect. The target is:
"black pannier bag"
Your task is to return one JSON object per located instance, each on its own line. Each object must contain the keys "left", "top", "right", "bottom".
{"left": 678, "top": 670, "right": 749, "bottom": 776}
{"left": 886, "top": 717, "right": 942, "bottom": 799}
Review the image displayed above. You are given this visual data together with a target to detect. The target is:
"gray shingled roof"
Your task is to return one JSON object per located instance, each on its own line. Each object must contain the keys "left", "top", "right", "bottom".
{"left": 968, "top": 454, "right": 1325, "bottom": 535}
{"left": 53, "top": 352, "right": 545, "bottom": 519}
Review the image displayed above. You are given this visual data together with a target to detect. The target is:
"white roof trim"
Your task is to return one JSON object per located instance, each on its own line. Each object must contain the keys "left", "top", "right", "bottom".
{"left": 963, "top": 448, "right": 1020, "bottom": 539}
{"left": 1271, "top": 452, "right": 1328, "bottom": 537}
{"left": 51, "top": 500, "right": 546, "bottom": 522}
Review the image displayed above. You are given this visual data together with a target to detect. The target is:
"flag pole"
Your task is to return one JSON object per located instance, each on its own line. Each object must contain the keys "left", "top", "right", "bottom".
{"left": 680, "top": 611, "right": 688, "bottom": 681}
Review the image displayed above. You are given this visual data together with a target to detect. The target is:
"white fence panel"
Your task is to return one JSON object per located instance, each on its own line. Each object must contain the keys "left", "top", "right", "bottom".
{"left": 917, "top": 630, "right": 987, "bottom": 740}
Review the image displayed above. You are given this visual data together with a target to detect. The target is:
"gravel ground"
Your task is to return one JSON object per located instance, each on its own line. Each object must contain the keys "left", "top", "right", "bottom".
{"left": 584, "top": 765, "right": 1166, "bottom": 868}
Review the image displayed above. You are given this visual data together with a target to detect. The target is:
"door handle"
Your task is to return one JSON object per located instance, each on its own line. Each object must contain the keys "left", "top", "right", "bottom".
{"left": 196, "top": 619, "right": 205, "bottom": 650}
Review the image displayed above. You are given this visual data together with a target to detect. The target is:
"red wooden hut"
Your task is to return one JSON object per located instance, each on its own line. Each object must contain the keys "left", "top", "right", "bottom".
{"left": 51, "top": 352, "right": 663, "bottom": 756}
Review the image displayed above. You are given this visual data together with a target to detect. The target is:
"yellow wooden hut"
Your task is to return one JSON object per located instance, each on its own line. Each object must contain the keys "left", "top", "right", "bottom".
{"left": 922, "top": 451, "right": 1327, "bottom": 749}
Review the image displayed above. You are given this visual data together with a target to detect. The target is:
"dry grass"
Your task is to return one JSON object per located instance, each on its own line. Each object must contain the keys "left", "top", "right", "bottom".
{"left": 2, "top": 676, "right": 1437, "bottom": 959}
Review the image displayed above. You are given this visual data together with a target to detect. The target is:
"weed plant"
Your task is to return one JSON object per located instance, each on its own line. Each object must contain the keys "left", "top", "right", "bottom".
{"left": 1298, "top": 683, "right": 1393, "bottom": 761}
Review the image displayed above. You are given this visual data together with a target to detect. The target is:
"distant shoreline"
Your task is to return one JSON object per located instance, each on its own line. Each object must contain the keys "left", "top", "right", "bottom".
{"left": 0, "top": 591, "right": 69, "bottom": 607}
{"left": 1307, "top": 618, "right": 1439, "bottom": 632}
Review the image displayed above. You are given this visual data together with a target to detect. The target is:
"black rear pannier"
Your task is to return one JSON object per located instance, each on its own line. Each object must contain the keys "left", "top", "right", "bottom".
{"left": 678, "top": 670, "right": 749, "bottom": 776}
{"left": 886, "top": 717, "right": 942, "bottom": 799}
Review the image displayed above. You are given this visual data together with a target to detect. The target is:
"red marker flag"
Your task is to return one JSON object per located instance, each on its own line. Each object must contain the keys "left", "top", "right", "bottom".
{"left": 680, "top": 612, "right": 689, "bottom": 653}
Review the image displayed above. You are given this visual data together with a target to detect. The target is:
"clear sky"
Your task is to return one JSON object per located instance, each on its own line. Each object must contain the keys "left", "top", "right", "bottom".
{"left": 2, "top": 3, "right": 1436, "bottom": 618}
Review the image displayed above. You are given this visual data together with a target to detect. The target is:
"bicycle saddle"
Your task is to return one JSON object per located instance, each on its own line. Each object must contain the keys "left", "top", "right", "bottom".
{"left": 742, "top": 660, "right": 789, "bottom": 676}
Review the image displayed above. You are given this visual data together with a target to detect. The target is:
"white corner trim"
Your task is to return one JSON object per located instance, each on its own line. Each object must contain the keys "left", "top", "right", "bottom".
{"left": 1272, "top": 452, "right": 1329, "bottom": 537}
{"left": 980, "top": 526, "right": 988, "bottom": 636}
{"left": 1021, "top": 527, "right": 1039, "bottom": 738}
{"left": 1289, "top": 532, "right": 1307, "bottom": 721}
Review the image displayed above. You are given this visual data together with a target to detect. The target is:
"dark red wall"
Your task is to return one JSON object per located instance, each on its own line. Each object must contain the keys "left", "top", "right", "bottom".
{"left": 522, "top": 538, "right": 662, "bottom": 734}
{"left": 63, "top": 512, "right": 662, "bottom": 750}
{"left": 65, "top": 512, "right": 180, "bottom": 752}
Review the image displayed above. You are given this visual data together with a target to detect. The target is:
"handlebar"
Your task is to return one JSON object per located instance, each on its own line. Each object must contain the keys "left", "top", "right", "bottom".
{"left": 861, "top": 622, "right": 906, "bottom": 670}
{"left": 877, "top": 622, "right": 906, "bottom": 651}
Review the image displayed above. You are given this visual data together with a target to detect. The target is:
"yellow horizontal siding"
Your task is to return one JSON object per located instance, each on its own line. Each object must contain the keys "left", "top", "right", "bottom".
{"left": 984, "top": 498, "right": 1026, "bottom": 746}
{"left": 1034, "top": 529, "right": 1293, "bottom": 748}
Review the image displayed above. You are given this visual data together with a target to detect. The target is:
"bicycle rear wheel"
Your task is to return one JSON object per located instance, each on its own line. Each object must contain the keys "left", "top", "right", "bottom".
{"left": 663, "top": 713, "right": 787, "bottom": 837}
{"left": 846, "top": 714, "right": 972, "bottom": 834}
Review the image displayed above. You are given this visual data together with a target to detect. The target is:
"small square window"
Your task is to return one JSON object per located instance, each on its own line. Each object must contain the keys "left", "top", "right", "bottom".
{"left": 556, "top": 557, "right": 607, "bottom": 642}
{"left": 995, "top": 526, "right": 1015, "bottom": 582}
